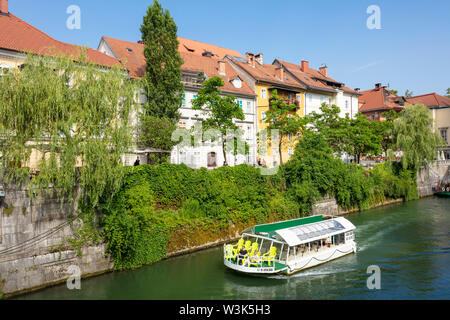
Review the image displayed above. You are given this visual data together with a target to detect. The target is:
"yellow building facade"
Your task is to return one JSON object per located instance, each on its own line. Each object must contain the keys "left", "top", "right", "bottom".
{"left": 255, "top": 83, "right": 305, "bottom": 167}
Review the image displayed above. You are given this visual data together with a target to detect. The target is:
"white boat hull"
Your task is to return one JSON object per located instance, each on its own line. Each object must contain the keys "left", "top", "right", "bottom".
{"left": 286, "top": 241, "right": 356, "bottom": 275}
{"left": 224, "top": 259, "right": 287, "bottom": 274}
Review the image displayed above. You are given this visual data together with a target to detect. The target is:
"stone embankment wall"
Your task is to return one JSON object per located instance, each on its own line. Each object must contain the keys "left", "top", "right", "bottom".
{"left": 0, "top": 187, "right": 112, "bottom": 297}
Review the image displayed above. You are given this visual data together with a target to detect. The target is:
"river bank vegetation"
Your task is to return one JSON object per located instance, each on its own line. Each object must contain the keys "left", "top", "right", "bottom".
{"left": 99, "top": 130, "right": 419, "bottom": 270}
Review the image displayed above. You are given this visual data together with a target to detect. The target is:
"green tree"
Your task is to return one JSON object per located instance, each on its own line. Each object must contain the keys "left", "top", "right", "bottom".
{"left": 404, "top": 89, "right": 413, "bottom": 98}
{"left": 393, "top": 104, "right": 444, "bottom": 170}
{"left": 138, "top": 115, "right": 177, "bottom": 163}
{"left": 264, "top": 90, "right": 304, "bottom": 165}
{"left": 389, "top": 89, "right": 398, "bottom": 95}
{"left": 0, "top": 52, "right": 138, "bottom": 208}
{"left": 446, "top": 88, "right": 450, "bottom": 98}
{"left": 140, "top": 0, "right": 184, "bottom": 122}
{"left": 306, "top": 103, "right": 348, "bottom": 153}
{"left": 345, "top": 113, "right": 382, "bottom": 163}
{"left": 371, "top": 110, "right": 399, "bottom": 155}
{"left": 191, "top": 76, "right": 245, "bottom": 166}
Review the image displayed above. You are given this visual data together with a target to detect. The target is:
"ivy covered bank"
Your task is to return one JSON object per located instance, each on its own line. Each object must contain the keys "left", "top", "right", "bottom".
{"left": 99, "top": 132, "right": 418, "bottom": 270}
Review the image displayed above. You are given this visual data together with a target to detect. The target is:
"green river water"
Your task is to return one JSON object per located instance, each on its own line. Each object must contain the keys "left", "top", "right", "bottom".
{"left": 15, "top": 197, "right": 450, "bottom": 300}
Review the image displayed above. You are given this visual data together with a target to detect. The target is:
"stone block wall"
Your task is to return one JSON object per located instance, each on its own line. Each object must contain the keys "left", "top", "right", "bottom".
{"left": 0, "top": 186, "right": 112, "bottom": 297}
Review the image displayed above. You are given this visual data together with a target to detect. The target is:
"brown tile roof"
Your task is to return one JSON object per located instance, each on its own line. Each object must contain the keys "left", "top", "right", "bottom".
{"left": 359, "top": 86, "right": 406, "bottom": 113}
{"left": 227, "top": 56, "right": 306, "bottom": 91}
{"left": 276, "top": 59, "right": 360, "bottom": 95}
{"left": 102, "top": 36, "right": 254, "bottom": 96}
{"left": 0, "top": 13, "right": 120, "bottom": 68}
{"left": 406, "top": 93, "right": 450, "bottom": 108}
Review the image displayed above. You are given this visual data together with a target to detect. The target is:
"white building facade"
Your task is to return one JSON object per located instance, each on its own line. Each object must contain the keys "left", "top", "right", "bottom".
{"left": 171, "top": 75, "right": 257, "bottom": 169}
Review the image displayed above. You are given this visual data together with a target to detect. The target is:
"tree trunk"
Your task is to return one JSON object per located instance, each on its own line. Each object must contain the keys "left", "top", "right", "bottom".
{"left": 222, "top": 137, "right": 228, "bottom": 166}
{"left": 279, "top": 140, "right": 283, "bottom": 166}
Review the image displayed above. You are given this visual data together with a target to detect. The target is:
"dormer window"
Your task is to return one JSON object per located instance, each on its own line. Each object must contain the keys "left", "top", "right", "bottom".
{"left": 126, "top": 48, "right": 133, "bottom": 53}
{"left": 232, "top": 77, "right": 242, "bottom": 88}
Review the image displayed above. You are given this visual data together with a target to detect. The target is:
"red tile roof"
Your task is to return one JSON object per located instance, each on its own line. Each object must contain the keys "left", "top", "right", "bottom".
{"left": 275, "top": 59, "right": 360, "bottom": 95}
{"left": 102, "top": 36, "right": 254, "bottom": 96}
{"left": 227, "top": 56, "right": 306, "bottom": 91}
{"left": 0, "top": 13, "right": 120, "bottom": 68}
{"left": 406, "top": 93, "right": 450, "bottom": 108}
{"left": 359, "top": 86, "right": 406, "bottom": 113}
{"left": 101, "top": 36, "right": 146, "bottom": 78}
{"left": 180, "top": 53, "right": 254, "bottom": 96}
{"left": 102, "top": 36, "right": 245, "bottom": 79}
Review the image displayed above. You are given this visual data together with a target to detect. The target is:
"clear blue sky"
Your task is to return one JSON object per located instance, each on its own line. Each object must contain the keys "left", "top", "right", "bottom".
{"left": 9, "top": 0, "right": 450, "bottom": 96}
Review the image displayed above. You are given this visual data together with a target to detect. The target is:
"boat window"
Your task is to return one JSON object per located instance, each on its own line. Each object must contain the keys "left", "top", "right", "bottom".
{"left": 280, "top": 246, "right": 289, "bottom": 262}
{"left": 272, "top": 242, "right": 283, "bottom": 259}
{"left": 285, "top": 246, "right": 295, "bottom": 262}
{"left": 260, "top": 240, "right": 272, "bottom": 254}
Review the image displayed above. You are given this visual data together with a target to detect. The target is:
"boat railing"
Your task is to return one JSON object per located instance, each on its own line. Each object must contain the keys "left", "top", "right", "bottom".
{"left": 223, "top": 244, "right": 281, "bottom": 269}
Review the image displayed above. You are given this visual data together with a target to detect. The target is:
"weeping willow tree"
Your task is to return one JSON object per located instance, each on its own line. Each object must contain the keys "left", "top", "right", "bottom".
{"left": 0, "top": 51, "right": 138, "bottom": 210}
{"left": 393, "top": 104, "right": 444, "bottom": 170}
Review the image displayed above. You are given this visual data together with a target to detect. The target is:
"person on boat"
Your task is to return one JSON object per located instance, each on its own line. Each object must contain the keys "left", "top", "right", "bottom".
{"left": 238, "top": 247, "right": 248, "bottom": 265}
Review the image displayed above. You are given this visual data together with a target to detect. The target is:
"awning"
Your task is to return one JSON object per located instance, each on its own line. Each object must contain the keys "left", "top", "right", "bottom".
{"left": 275, "top": 217, "right": 355, "bottom": 247}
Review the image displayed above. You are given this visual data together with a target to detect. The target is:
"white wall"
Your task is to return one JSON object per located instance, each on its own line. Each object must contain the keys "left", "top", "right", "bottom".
{"left": 304, "top": 91, "right": 358, "bottom": 119}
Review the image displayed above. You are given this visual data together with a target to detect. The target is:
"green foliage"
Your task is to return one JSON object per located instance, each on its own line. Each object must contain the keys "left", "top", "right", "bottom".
{"left": 283, "top": 131, "right": 418, "bottom": 212}
{"left": 103, "top": 207, "right": 170, "bottom": 270}
{"left": 372, "top": 110, "right": 398, "bottom": 154}
{"left": 138, "top": 115, "right": 178, "bottom": 160}
{"left": 306, "top": 104, "right": 348, "bottom": 152}
{"left": 140, "top": 0, "right": 184, "bottom": 122}
{"left": 100, "top": 163, "right": 297, "bottom": 269}
{"left": 404, "top": 89, "right": 413, "bottom": 98}
{"left": 306, "top": 104, "right": 383, "bottom": 162}
{"left": 0, "top": 52, "right": 137, "bottom": 209}
{"left": 345, "top": 113, "right": 382, "bottom": 163}
{"left": 370, "top": 162, "right": 418, "bottom": 201}
{"left": 393, "top": 104, "right": 444, "bottom": 170}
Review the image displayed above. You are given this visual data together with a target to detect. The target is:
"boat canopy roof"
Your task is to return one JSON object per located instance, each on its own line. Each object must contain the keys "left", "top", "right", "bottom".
{"left": 245, "top": 215, "right": 323, "bottom": 236}
{"left": 275, "top": 217, "right": 356, "bottom": 247}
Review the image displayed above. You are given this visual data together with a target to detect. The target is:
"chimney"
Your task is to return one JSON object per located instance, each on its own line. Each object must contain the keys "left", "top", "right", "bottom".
{"left": 301, "top": 60, "right": 309, "bottom": 72}
{"left": 354, "top": 88, "right": 360, "bottom": 93}
{"left": 255, "top": 53, "right": 263, "bottom": 65}
{"left": 246, "top": 52, "right": 255, "bottom": 67}
{"left": 375, "top": 83, "right": 382, "bottom": 90}
{"left": 218, "top": 60, "right": 226, "bottom": 75}
{"left": 275, "top": 67, "right": 284, "bottom": 81}
{"left": 0, "top": 0, "right": 8, "bottom": 14}
{"left": 319, "top": 65, "right": 328, "bottom": 77}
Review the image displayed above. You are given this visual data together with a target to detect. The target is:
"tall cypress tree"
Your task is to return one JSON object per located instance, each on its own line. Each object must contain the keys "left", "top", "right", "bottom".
{"left": 140, "top": 0, "right": 184, "bottom": 122}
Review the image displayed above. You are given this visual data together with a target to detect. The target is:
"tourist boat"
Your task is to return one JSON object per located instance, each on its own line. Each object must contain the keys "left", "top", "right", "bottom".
{"left": 223, "top": 215, "right": 357, "bottom": 275}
